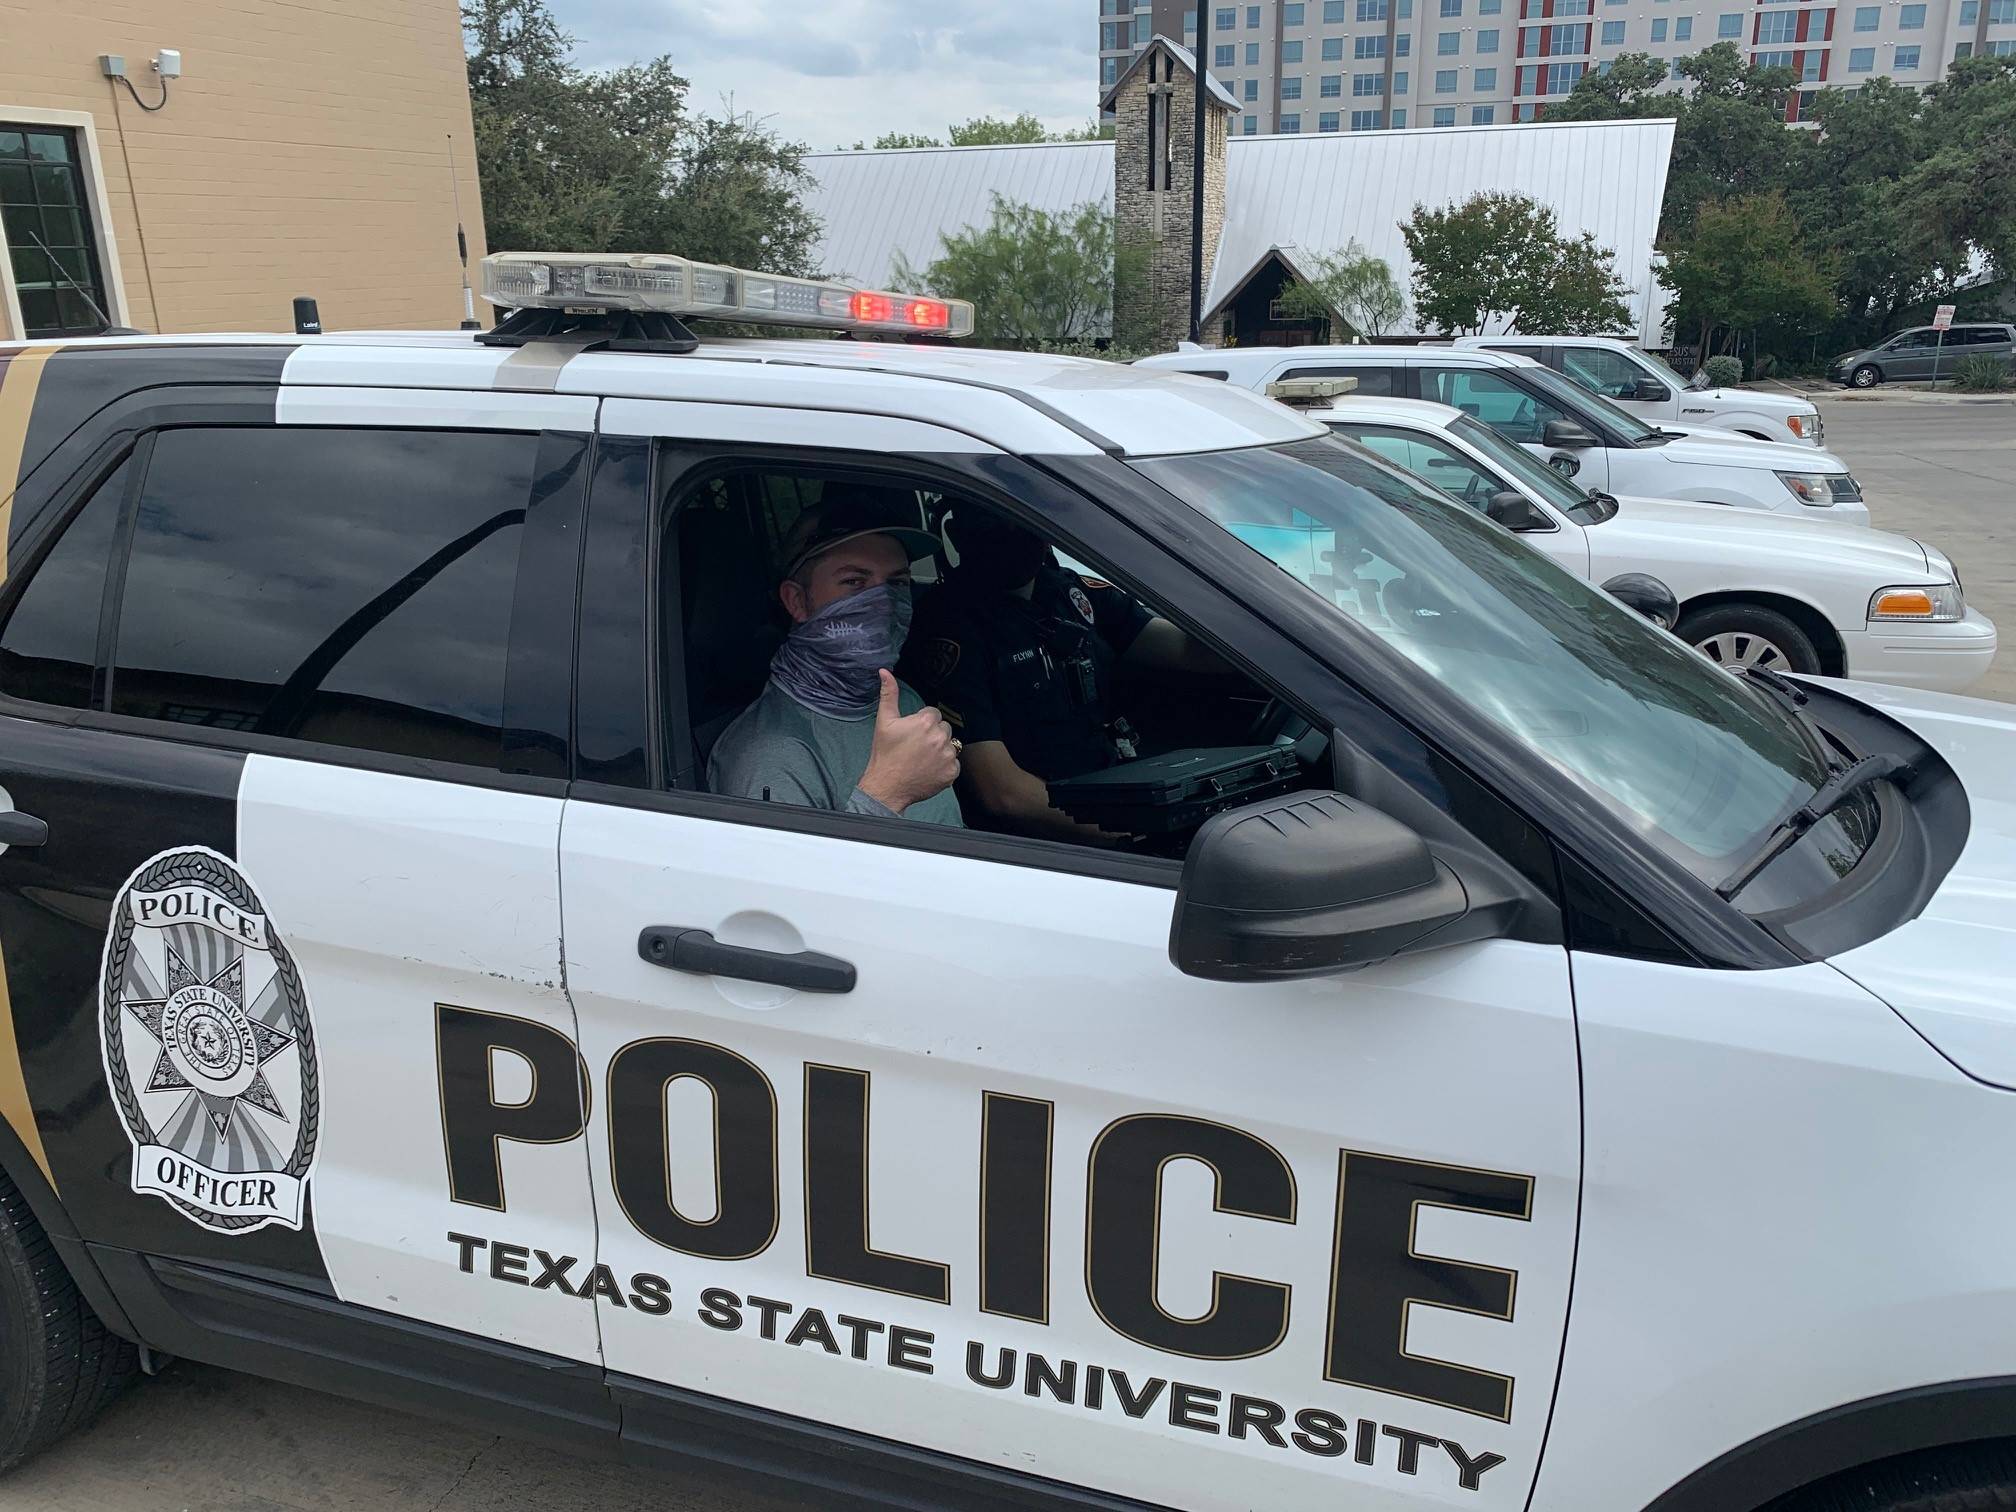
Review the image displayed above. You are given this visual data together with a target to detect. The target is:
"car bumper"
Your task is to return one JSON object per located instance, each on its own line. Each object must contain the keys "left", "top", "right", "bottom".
{"left": 1839, "top": 608, "right": 1999, "bottom": 692}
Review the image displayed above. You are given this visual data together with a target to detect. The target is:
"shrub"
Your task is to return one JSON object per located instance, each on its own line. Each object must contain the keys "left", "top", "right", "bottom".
{"left": 1954, "top": 354, "right": 2010, "bottom": 393}
{"left": 1701, "top": 354, "right": 1744, "bottom": 388}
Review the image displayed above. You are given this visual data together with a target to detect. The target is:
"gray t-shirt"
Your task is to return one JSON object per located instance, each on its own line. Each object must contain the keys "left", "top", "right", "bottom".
{"left": 707, "top": 680, "right": 965, "bottom": 827}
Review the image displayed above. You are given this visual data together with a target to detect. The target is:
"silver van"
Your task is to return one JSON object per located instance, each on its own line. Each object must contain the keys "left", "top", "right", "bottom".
{"left": 1829, "top": 323, "right": 2016, "bottom": 387}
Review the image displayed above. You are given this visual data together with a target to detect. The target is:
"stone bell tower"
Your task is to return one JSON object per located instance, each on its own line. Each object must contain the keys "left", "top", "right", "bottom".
{"left": 1103, "top": 38, "right": 1235, "bottom": 350}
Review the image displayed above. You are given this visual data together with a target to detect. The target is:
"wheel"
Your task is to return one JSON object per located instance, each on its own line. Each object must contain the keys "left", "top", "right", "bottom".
{"left": 0, "top": 1167, "right": 138, "bottom": 1473}
{"left": 1771, "top": 1443, "right": 2016, "bottom": 1511}
{"left": 1850, "top": 363, "right": 1883, "bottom": 388}
{"left": 1676, "top": 603, "right": 1823, "bottom": 677}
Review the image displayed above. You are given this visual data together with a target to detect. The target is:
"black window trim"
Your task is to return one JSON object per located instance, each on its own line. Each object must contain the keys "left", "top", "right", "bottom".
{"left": 1413, "top": 360, "right": 1640, "bottom": 450}
{"left": 0, "top": 412, "right": 586, "bottom": 800}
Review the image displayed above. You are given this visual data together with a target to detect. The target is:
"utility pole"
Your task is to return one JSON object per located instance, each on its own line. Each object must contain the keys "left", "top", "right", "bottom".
{"left": 1190, "top": 6, "right": 1210, "bottom": 343}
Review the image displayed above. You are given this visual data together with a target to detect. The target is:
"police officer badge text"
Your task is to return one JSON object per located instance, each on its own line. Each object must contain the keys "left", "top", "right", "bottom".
{"left": 98, "top": 847, "right": 321, "bottom": 1233}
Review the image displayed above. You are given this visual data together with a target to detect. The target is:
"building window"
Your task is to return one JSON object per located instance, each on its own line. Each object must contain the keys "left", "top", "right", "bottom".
{"left": 1478, "top": 27, "right": 1500, "bottom": 49}
{"left": 1186, "top": 9, "right": 1198, "bottom": 32}
{"left": 1989, "top": 36, "right": 2016, "bottom": 53}
{"left": 1358, "top": 0, "right": 1389, "bottom": 18}
{"left": 1351, "top": 108, "right": 1386, "bottom": 127}
{"left": 1246, "top": 40, "right": 1262, "bottom": 61}
{"left": 1553, "top": 0, "right": 1592, "bottom": 15}
{"left": 1392, "top": 107, "right": 1408, "bottom": 123}
{"left": 1320, "top": 109, "right": 1343, "bottom": 128}
{"left": 1548, "top": 60, "right": 1586, "bottom": 89}
{"left": 1216, "top": 42, "right": 1237, "bottom": 63}
{"left": 1960, "top": 0, "right": 1979, "bottom": 18}
{"left": 1217, "top": 8, "right": 1237, "bottom": 28}
{"left": 1899, "top": 3, "right": 1925, "bottom": 24}
{"left": 1801, "top": 49, "right": 1823, "bottom": 78}
{"left": 1283, "top": 38, "right": 1305, "bottom": 59}
{"left": 1243, "top": 113, "right": 1259, "bottom": 132}
{"left": 1321, "top": 71, "right": 1343, "bottom": 92}
{"left": 1285, "top": 1, "right": 1306, "bottom": 20}
{"left": 1436, "top": 67, "right": 1460, "bottom": 88}
{"left": 1481, "top": 0, "right": 1503, "bottom": 13}
{"left": 1556, "top": 22, "right": 1590, "bottom": 49}
{"left": 0, "top": 124, "right": 115, "bottom": 339}
{"left": 1649, "top": 17, "right": 1667, "bottom": 40}
{"left": 1443, "top": 0, "right": 1465, "bottom": 14}
{"left": 1895, "top": 42, "right": 1921, "bottom": 65}
{"left": 1757, "top": 10, "right": 1797, "bottom": 43}
{"left": 1717, "top": 12, "right": 1742, "bottom": 35}
{"left": 1955, "top": 41, "right": 1974, "bottom": 57}
{"left": 1323, "top": 35, "right": 1345, "bottom": 57}
{"left": 1754, "top": 50, "right": 1794, "bottom": 66}
{"left": 1674, "top": 16, "right": 1691, "bottom": 38}
{"left": 1244, "top": 76, "right": 1260, "bottom": 98}
{"left": 1101, "top": 21, "right": 1122, "bottom": 46}
{"left": 1397, "top": 34, "right": 1413, "bottom": 53}
{"left": 1434, "top": 104, "right": 1458, "bottom": 123}
{"left": 1247, "top": 4, "right": 1262, "bottom": 24}
{"left": 1853, "top": 6, "right": 1879, "bottom": 28}
{"left": 1356, "top": 70, "right": 1387, "bottom": 91}
{"left": 1134, "top": 13, "right": 1152, "bottom": 42}
{"left": 1325, "top": 0, "right": 1347, "bottom": 18}
{"left": 1281, "top": 112, "right": 1303, "bottom": 130}
{"left": 1602, "top": 19, "right": 1626, "bottom": 42}
{"left": 1394, "top": 68, "right": 1410, "bottom": 90}
{"left": 1356, "top": 34, "right": 1388, "bottom": 54}
{"left": 1473, "top": 103, "right": 1496, "bottom": 120}
{"left": 1476, "top": 64, "right": 1498, "bottom": 85}
{"left": 1439, "top": 29, "right": 1462, "bottom": 51}
{"left": 1282, "top": 75, "right": 1304, "bottom": 97}
{"left": 1101, "top": 57, "right": 1121, "bottom": 84}
{"left": 1848, "top": 44, "right": 1874, "bottom": 68}
{"left": 1992, "top": 0, "right": 2015, "bottom": 20}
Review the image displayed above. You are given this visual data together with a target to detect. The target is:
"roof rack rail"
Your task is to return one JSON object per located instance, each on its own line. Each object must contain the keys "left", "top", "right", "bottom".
{"left": 476, "top": 306, "right": 699, "bottom": 355}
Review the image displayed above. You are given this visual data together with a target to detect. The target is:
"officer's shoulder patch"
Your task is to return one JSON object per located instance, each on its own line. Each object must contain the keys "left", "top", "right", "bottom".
{"left": 1069, "top": 585, "right": 1096, "bottom": 625}
{"left": 919, "top": 636, "right": 961, "bottom": 685}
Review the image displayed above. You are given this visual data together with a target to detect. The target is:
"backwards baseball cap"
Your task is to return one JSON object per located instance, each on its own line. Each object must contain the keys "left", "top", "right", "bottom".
{"left": 779, "top": 483, "right": 940, "bottom": 580}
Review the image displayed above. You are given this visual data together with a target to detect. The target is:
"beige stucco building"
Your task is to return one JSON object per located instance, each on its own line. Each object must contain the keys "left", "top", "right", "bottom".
{"left": 0, "top": 0, "right": 485, "bottom": 341}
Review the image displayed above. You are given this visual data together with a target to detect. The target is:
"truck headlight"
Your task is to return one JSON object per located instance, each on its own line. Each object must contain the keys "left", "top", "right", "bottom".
{"left": 1785, "top": 411, "right": 1823, "bottom": 443}
{"left": 1778, "top": 470, "right": 1839, "bottom": 506}
{"left": 1869, "top": 583, "right": 1966, "bottom": 622}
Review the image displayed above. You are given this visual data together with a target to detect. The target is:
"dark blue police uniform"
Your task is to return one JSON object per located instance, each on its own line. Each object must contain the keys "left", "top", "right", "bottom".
{"left": 902, "top": 561, "right": 1154, "bottom": 783}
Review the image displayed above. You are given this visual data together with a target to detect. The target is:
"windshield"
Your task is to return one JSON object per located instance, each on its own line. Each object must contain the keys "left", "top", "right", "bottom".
{"left": 1638, "top": 348, "right": 1693, "bottom": 387}
{"left": 1133, "top": 436, "right": 1876, "bottom": 907}
{"left": 1519, "top": 364, "right": 1663, "bottom": 443}
{"left": 1448, "top": 414, "right": 1612, "bottom": 525}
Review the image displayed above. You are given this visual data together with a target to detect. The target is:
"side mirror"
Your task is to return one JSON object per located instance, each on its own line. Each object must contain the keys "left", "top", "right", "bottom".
{"left": 1484, "top": 489, "right": 1548, "bottom": 531}
{"left": 1600, "top": 571, "right": 1679, "bottom": 631}
{"left": 1169, "top": 792, "right": 1472, "bottom": 981}
{"left": 1632, "top": 379, "right": 1671, "bottom": 403}
{"left": 1541, "top": 418, "right": 1600, "bottom": 449}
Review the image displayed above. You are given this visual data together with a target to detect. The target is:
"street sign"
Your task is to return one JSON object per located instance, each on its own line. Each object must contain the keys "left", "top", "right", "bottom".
{"left": 1933, "top": 304, "right": 1956, "bottom": 331}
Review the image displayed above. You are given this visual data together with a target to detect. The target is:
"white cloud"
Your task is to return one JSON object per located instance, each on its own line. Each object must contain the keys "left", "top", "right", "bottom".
{"left": 546, "top": 0, "right": 1101, "bottom": 149}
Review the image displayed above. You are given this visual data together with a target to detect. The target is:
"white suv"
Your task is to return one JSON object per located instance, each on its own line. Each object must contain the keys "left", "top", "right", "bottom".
{"left": 1138, "top": 345, "right": 1870, "bottom": 524}
{"left": 1451, "top": 335, "right": 1827, "bottom": 447}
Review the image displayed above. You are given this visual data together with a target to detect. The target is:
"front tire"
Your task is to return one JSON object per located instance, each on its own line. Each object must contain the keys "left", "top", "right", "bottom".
{"left": 0, "top": 1168, "right": 138, "bottom": 1474}
{"left": 1850, "top": 363, "right": 1883, "bottom": 389}
{"left": 1676, "top": 603, "right": 1823, "bottom": 677}
{"left": 1774, "top": 1444, "right": 2016, "bottom": 1511}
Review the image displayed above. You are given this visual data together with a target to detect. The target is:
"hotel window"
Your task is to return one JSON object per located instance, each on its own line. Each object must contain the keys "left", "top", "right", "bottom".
{"left": 1674, "top": 17, "right": 1691, "bottom": 38}
{"left": 1801, "top": 50, "right": 1823, "bottom": 78}
{"left": 1546, "top": 60, "right": 1585, "bottom": 88}
{"left": 1436, "top": 67, "right": 1460, "bottom": 88}
{"left": 1472, "top": 103, "right": 1496, "bottom": 120}
{"left": 1217, "top": 9, "right": 1237, "bottom": 28}
{"left": 1477, "top": 24, "right": 1499, "bottom": 47}
{"left": 1323, "top": 36, "right": 1345, "bottom": 57}
{"left": 1357, "top": 34, "right": 1389, "bottom": 54}
{"left": 1356, "top": 71, "right": 1386, "bottom": 91}
{"left": 1320, "top": 109, "right": 1343, "bottom": 127}
{"left": 1991, "top": 0, "right": 2014, "bottom": 20}
{"left": 1246, "top": 41, "right": 1262, "bottom": 61}
{"left": 1602, "top": 19, "right": 1626, "bottom": 42}
{"left": 1283, "top": 39, "right": 1305, "bottom": 59}
{"left": 1393, "top": 107, "right": 1408, "bottom": 123}
{"left": 1757, "top": 11, "right": 1798, "bottom": 43}
{"left": 1321, "top": 72, "right": 1344, "bottom": 92}
{"left": 1394, "top": 68, "right": 1410, "bottom": 89}
{"left": 1894, "top": 43, "right": 1921, "bottom": 65}
{"left": 1282, "top": 76, "right": 1304, "bottom": 96}
{"left": 1439, "top": 29, "right": 1462, "bottom": 51}
{"left": 1282, "top": 112, "right": 1303, "bottom": 129}
{"left": 1476, "top": 64, "right": 1498, "bottom": 84}
{"left": 0, "top": 124, "right": 115, "bottom": 338}
{"left": 1101, "top": 56, "right": 1121, "bottom": 83}
{"left": 1650, "top": 18, "right": 1667, "bottom": 41}
{"left": 1285, "top": 1, "right": 1306, "bottom": 21}
{"left": 1754, "top": 51, "right": 1795, "bottom": 67}
{"left": 1216, "top": 43, "right": 1236, "bottom": 64}
{"left": 1959, "top": 0, "right": 1978, "bottom": 19}
{"left": 1244, "top": 76, "right": 1259, "bottom": 98}
{"left": 1848, "top": 44, "right": 1874, "bottom": 67}
{"left": 1351, "top": 108, "right": 1386, "bottom": 126}
{"left": 1247, "top": 5, "right": 1262, "bottom": 24}
{"left": 1325, "top": 0, "right": 1347, "bottom": 17}
{"left": 1481, "top": 0, "right": 1502, "bottom": 13}
{"left": 1717, "top": 12, "right": 1742, "bottom": 35}
{"left": 1358, "top": 0, "right": 1389, "bottom": 19}
{"left": 1243, "top": 113, "right": 1258, "bottom": 131}
{"left": 1853, "top": 7, "right": 1879, "bottom": 29}
{"left": 1989, "top": 37, "right": 2016, "bottom": 53}
{"left": 1397, "top": 34, "right": 1413, "bottom": 52}
{"left": 1900, "top": 3, "right": 1925, "bottom": 25}
{"left": 1434, "top": 104, "right": 1458, "bottom": 122}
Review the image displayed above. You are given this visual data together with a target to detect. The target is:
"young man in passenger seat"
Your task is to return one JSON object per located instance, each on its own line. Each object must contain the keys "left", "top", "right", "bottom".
{"left": 707, "top": 489, "right": 966, "bottom": 825}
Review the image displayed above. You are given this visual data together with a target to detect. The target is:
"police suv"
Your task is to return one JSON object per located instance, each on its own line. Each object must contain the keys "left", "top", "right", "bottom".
{"left": 0, "top": 253, "right": 2014, "bottom": 1512}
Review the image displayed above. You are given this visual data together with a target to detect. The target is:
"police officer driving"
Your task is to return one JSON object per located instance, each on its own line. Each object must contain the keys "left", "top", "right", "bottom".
{"left": 901, "top": 504, "right": 1227, "bottom": 844}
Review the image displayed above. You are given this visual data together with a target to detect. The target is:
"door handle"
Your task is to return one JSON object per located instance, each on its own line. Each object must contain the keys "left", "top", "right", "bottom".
{"left": 637, "top": 926, "right": 857, "bottom": 994}
{"left": 0, "top": 810, "right": 47, "bottom": 848}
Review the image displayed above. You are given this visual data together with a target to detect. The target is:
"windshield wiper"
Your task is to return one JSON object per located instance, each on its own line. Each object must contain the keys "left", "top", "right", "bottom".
{"left": 1716, "top": 752, "right": 1911, "bottom": 900}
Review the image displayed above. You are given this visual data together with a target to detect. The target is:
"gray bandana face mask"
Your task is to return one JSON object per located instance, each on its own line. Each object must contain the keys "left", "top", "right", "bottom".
{"left": 769, "top": 582, "right": 914, "bottom": 717}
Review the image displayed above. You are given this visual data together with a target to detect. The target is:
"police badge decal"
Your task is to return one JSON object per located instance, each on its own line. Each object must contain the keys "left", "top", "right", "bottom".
{"left": 98, "top": 847, "right": 321, "bottom": 1234}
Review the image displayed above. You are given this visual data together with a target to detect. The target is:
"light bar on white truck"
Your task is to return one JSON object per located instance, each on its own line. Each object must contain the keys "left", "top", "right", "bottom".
{"left": 480, "top": 252, "right": 976, "bottom": 338}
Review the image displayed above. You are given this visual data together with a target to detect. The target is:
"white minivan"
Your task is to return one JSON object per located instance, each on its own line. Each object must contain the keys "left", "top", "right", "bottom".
{"left": 1452, "top": 335, "right": 1827, "bottom": 447}
{"left": 1139, "top": 345, "right": 1870, "bottom": 525}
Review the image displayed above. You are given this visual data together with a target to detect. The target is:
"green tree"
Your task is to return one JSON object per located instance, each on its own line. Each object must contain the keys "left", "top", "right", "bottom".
{"left": 463, "top": 0, "right": 819, "bottom": 273}
{"left": 847, "top": 116, "right": 1114, "bottom": 150}
{"left": 1890, "top": 56, "right": 2016, "bottom": 283}
{"left": 1545, "top": 52, "right": 1671, "bottom": 121}
{"left": 1271, "top": 242, "right": 1406, "bottom": 338}
{"left": 891, "top": 196, "right": 1148, "bottom": 347}
{"left": 1400, "top": 192, "right": 1633, "bottom": 335}
{"left": 1658, "top": 192, "right": 1837, "bottom": 358}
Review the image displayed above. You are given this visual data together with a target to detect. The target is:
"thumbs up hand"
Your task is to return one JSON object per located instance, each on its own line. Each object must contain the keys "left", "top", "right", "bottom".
{"left": 858, "top": 670, "right": 961, "bottom": 814}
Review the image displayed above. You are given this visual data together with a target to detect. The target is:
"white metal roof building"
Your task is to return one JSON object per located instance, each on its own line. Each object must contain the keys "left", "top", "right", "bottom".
{"left": 802, "top": 116, "right": 1678, "bottom": 346}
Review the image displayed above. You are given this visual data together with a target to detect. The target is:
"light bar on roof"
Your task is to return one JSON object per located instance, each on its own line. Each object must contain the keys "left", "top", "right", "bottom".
{"left": 480, "top": 252, "right": 975, "bottom": 338}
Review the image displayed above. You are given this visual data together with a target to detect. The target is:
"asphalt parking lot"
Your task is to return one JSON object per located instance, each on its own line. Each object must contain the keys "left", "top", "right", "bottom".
{"left": 1, "top": 385, "right": 2010, "bottom": 1512}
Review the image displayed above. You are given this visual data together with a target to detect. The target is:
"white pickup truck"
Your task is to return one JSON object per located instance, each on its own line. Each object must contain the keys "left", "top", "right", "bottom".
{"left": 1452, "top": 335, "right": 1826, "bottom": 447}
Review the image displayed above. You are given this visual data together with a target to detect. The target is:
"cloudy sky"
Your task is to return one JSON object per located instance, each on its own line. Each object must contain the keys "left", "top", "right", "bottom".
{"left": 545, "top": 0, "right": 1099, "bottom": 152}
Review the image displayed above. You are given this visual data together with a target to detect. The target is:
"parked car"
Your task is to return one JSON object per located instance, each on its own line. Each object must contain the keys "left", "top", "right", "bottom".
{"left": 1138, "top": 345, "right": 1872, "bottom": 525}
{"left": 1829, "top": 323, "right": 2016, "bottom": 388}
{"left": 1306, "top": 394, "right": 1994, "bottom": 688}
{"left": 1452, "top": 334, "right": 1826, "bottom": 447}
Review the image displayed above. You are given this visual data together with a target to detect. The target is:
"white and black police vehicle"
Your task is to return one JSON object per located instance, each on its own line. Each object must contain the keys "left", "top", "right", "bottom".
{"left": 0, "top": 251, "right": 2014, "bottom": 1512}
